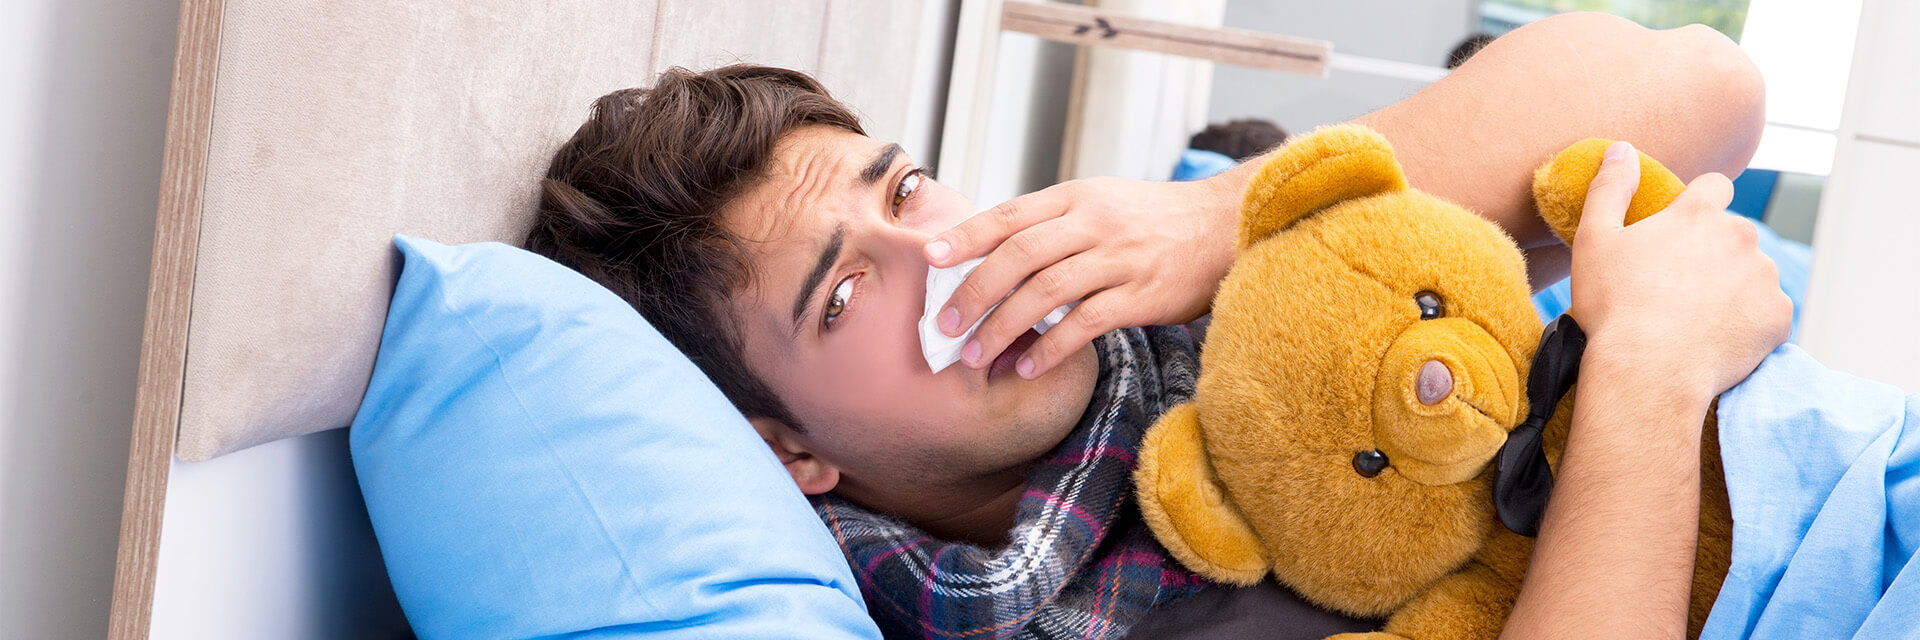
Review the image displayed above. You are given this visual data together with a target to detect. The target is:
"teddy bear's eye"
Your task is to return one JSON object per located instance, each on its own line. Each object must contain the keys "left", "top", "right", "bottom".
{"left": 1415, "top": 291, "right": 1445, "bottom": 320}
{"left": 1352, "top": 449, "right": 1390, "bottom": 477}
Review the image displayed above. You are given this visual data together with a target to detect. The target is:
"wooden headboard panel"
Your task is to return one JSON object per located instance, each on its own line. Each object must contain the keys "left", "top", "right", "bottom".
{"left": 110, "top": 0, "right": 939, "bottom": 636}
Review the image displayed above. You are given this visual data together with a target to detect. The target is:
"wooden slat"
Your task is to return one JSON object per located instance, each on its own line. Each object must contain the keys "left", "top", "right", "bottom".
{"left": 108, "top": 0, "right": 223, "bottom": 636}
{"left": 1001, "top": 0, "right": 1329, "bottom": 78}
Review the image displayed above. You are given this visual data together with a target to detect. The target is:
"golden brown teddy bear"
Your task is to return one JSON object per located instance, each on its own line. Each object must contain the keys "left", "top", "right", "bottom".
{"left": 1134, "top": 125, "right": 1732, "bottom": 639}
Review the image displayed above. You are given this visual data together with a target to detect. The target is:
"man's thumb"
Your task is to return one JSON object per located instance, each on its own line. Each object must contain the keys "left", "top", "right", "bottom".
{"left": 1579, "top": 141, "right": 1641, "bottom": 234}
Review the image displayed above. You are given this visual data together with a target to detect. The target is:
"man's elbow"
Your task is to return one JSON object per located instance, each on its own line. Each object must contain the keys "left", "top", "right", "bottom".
{"left": 1519, "top": 13, "right": 1766, "bottom": 177}
{"left": 1673, "top": 22, "right": 1766, "bottom": 177}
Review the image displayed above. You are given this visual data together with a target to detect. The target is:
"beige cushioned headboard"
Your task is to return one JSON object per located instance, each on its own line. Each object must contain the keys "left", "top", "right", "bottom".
{"left": 114, "top": 0, "right": 930, "bottom": 636}
{"left": 169, "top": 0, "right": 928, "bottom": 461}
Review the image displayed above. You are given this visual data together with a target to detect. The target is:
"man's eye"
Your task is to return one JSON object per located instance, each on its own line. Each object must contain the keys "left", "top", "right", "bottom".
{"left": 823, "top": 275, "right": 856, "bottom": 328}
{"left": 892, "top": 168, "right": 925, "bottom": 213}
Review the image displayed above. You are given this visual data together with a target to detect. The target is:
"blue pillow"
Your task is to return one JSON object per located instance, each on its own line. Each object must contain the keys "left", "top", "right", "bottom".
{"left": 1171, "top": 148, "right": 1237, "bottom": 182}
{"left": 350, "top": 236, "right": 881, "bottom": 640}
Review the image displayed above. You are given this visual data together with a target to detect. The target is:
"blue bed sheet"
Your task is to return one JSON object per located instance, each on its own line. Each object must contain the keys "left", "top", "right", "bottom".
{"left": 1703, "top": 344, "right": 1920, "bottom": 639}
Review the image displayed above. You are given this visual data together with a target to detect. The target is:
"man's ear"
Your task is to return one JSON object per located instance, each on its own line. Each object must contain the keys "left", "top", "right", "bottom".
{"left": 748, "top": 416, "right": 841, "bottom": 495}
{"left": 1238, "top": 124, "right": 1409, "bottom": 249}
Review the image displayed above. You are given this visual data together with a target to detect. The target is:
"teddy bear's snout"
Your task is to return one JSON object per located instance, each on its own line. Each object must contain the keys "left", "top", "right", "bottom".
{"left": 1416, "top": 360, "right": 1453, "bottom": 405}
{"left": 1370, "top": 319, "right": 1522, "bottom": 486}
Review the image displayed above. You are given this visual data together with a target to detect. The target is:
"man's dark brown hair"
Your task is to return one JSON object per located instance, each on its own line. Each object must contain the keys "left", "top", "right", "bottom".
{"left": 1447, "top": 33, "right": 1497, "bottom": 70}
{"left": 1188, "top": 118, "right": 1287, "bottom": 162}
{"left": 524, "top": 64, "right": 865, "bottom": 429}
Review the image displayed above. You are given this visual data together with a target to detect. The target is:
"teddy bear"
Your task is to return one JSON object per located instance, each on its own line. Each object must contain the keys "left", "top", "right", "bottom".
{"left": 1133, "top": 124, "right": 1733, "bottom": 639}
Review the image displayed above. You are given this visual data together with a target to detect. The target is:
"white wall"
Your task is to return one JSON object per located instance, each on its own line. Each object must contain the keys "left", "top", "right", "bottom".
{"left": 0, "top": 0, "right": 177, "bottom": 636}
{"left": 973, "top": 32, "right": 1082, "bottom": 207}
{"left": 150, "top": 431, "right": 407, "bottom": 639}
{"left": 1799, "top": 0, "right": 1920, "bottom": 390}
{"left": 1208, "top": 0, "right": 1474, "bottom": 133}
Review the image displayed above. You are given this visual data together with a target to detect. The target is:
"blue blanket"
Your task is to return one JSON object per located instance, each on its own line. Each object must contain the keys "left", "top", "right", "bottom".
{"left": 1703, "top": 344, "right": 1920, "bottom": 639}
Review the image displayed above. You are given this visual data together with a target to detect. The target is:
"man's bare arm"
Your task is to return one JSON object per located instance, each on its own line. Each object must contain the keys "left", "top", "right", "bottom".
{"left": 1501, "top": 143, "right": 1789, "bottom": 639}
{"left": 1352, "top": 12, "right": 1765, "bottom": 249}
{"left": 925, "top": 11, "right": 1767, "bottom": 380}
{"left": 1183, "top": 12, "right": 1767, "bottom": 287}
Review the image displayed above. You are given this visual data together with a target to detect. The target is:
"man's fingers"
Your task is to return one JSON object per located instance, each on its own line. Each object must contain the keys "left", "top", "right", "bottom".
{"left": 926, "top": 186, "right": 1070, "bottom": 267}
{"left": 1664, "top": 172, "right": 1735, "bottom": 217}
{"left": 1015, "top": 289, "right": 1124, "bottom": 380}
{"left": 960, "top": 252, "right": 1114, "bottom": 368}
{"left": 942, "top": 220, "right": 1095, "bottom": 337}
{"left": 1578, "top": 141, "right": 1643, "bottom": 236}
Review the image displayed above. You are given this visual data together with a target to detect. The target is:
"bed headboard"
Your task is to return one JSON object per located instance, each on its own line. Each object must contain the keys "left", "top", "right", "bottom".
{"left": 111, "top": 0, "right": 1404, "bottom": 635}
{"left": 110, "top": 0, "right": 939, "bottom": 636}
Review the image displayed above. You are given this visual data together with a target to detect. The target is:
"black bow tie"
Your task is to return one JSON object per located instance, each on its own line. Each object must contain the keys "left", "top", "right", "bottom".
{"left": 1494, "top": 314, "right": 1588, "bottom": 537}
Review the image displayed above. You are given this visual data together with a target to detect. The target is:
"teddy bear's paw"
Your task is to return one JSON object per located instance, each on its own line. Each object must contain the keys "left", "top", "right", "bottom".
{"left": 1325, "top": 632, "right": 1410, "bottom": 640}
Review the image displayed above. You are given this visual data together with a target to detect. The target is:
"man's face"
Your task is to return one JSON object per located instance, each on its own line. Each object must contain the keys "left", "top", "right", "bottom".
{"left": 721, "top": 125, "right": 1098, "bottom": 521}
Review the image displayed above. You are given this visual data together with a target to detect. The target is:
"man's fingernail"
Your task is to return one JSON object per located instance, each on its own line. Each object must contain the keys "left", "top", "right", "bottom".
{"left": 926, "top": 239, "right": 951, "bottom": 262}
{"left": 961, "top": 340, "right": 981, "bottom": 365}
{"left": 1605, "top": 141, "right": 1633, "bottom": 162}
{"left": 1016, "top": 357, "right": 1036, "bottom": 379}
{"left": 939, "top": 306, "right": 960, "bottom": 334}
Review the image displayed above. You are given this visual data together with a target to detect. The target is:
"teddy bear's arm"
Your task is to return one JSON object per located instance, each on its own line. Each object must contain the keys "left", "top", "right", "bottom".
{"left": 1531, "top": 139, "right": 1689, "bottom": 245}
{"left": 1134, "top": 402, "right": 1269, "bottom": 585}
{"left": 1366, "top": 531, "right": 1534, "bottom": 640}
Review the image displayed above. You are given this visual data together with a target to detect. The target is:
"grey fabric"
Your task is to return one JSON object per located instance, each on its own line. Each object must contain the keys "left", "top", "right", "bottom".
{"left": 1125, "top": 582, "right": 1379, "bottom": 640}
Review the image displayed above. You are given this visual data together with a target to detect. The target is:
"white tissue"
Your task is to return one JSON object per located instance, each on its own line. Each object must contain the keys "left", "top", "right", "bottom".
{"left": 920, "top": 257, "right": 1077, "bottom": 373}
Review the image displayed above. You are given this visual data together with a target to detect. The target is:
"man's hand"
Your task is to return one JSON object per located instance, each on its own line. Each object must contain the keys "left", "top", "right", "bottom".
{"left": 1569, "top": 141, "right": 1792, "bottom": 397}
{"left": 923, "top": 176, "right": 1236, "bottom": 379}
{"left": 1502, "top": 142, "right": 1791, "bottom": 640}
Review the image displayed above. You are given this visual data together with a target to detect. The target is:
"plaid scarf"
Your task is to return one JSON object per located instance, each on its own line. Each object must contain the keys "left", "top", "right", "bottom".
{"left": 813, "top": 326, "right": 1209, "bottom": 639}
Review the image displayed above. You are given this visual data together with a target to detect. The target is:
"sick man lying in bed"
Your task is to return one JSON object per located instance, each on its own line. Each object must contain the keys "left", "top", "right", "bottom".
{"left": 524, "top": 13, "right": 1789, "bottom": 640}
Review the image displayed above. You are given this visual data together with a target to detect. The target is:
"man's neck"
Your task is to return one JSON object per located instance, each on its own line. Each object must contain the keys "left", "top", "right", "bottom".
{"left": 840, "top": 466, "right": 1033, "bottom": 548}
{"left": 912, "top": 475, "right": 1028, "bottom": 547}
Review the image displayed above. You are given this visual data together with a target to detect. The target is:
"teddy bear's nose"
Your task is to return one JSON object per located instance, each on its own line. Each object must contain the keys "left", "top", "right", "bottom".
{"left": 1416, "top": 360, "right": 1453, "bottom": 405}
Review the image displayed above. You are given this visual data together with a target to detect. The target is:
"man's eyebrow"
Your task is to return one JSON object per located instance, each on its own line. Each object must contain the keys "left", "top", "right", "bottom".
{"left": 858, "top": 143, "right": 903, "bottom": 187}
{"left": 791, "top": 222, "right": 848, "bottom": 335}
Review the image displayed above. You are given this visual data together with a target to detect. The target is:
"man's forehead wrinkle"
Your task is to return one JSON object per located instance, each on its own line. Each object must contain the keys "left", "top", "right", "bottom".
{"left": 775, "top": 138, "right": 849, "bottom": 230}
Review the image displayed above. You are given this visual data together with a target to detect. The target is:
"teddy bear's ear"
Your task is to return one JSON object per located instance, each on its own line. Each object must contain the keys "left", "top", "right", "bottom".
{"left": 1531, "top": 138, "right": 1689, "bottom": 245}
{"left": 1238, "top": 125, "right": 1409, "bottom": 249}
{"left": 1135, "top": 403, "right": 1269, "bottom": 585}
